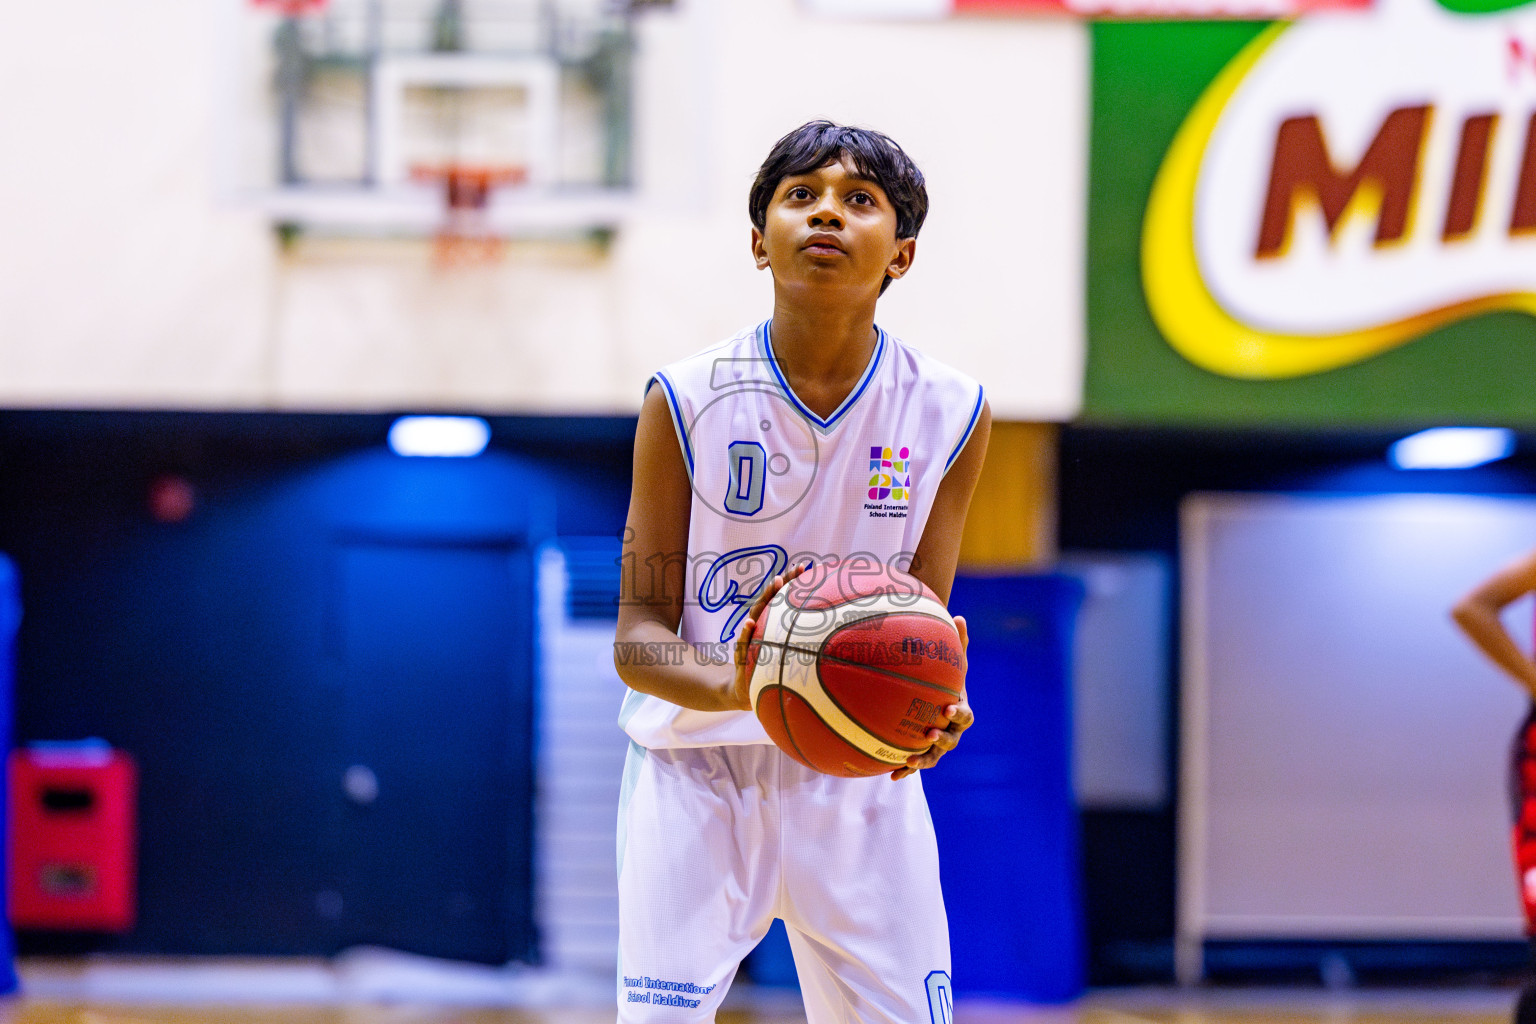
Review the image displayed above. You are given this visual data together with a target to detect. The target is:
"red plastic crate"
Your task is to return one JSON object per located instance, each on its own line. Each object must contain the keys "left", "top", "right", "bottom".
{"left": 8, "top": 747, "right": 136, "bottom": 932}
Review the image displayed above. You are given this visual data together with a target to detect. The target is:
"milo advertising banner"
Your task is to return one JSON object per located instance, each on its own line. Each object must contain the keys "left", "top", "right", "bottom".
{"left": 1086, "top": 0, "right": 1536, "bottom": 424}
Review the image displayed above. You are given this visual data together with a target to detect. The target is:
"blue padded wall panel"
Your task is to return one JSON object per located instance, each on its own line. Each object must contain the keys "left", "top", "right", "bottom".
{"left": 927, "top": 573, "right": 1085, "bottom": 1001}
{"left": 0, "top": 556, "right": 18, "bottom": 991}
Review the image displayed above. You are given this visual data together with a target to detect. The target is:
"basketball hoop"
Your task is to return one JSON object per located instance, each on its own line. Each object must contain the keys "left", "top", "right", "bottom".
{"left": 410, "top": 163, "right": 528, "bottom": 266}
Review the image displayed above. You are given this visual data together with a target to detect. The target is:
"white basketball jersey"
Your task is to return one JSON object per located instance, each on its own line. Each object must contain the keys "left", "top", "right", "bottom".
{"left": 620, "top": 320, "right": 984, "bottom": 749}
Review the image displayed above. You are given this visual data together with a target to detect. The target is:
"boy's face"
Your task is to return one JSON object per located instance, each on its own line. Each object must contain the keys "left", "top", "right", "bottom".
{"left": 751, "top": 156, "right": 914, "bottom": 302}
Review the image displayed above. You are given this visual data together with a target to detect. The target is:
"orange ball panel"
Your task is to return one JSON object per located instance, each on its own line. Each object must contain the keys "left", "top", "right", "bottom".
{"left": 816, "top": 659, "right": 953, "bottom": 750}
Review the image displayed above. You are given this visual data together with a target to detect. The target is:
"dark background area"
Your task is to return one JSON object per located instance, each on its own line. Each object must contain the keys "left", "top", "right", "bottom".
{"left": 1, "top": 412, "right": 631, "bottom": 961}
{"left": 6, "top": 411, "right": 1536, "bottom": 981}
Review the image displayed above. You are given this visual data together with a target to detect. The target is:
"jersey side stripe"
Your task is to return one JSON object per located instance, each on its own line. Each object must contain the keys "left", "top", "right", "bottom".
{"left": 943, "top": 385, "right": 986, "bottom": 474}
{"left": 648, "top": 371, "right": 695, "bottom": 479}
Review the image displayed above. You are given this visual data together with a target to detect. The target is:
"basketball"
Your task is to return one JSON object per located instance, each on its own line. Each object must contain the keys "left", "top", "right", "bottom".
{"left": 748, "top": 563, "right": 965, "bottom": 777}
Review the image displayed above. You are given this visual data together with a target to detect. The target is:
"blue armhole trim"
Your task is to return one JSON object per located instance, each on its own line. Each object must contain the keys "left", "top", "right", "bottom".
{"left": 647, "top": 372, "right": 694, "bottom": 479}
{"left": 944, "top": 385, "right": 985, "bottom": 475}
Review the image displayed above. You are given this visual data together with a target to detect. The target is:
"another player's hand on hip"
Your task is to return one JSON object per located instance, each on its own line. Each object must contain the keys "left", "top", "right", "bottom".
{"left": 729, "top": 561, "right": 811, "bottom": 712}
{"left": 892, "top": 614, "right": 974, "bottom": 780}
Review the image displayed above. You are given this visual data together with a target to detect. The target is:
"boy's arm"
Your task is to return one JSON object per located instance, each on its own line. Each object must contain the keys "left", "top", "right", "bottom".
{"left": 615, "top": 385, "right": 798, "bottom": 713}
{"left": 895, "top": 400, "right": 992, "bottom": 778}
{"left": 1452, "top": 549, "right": 1536, "bottom": 700}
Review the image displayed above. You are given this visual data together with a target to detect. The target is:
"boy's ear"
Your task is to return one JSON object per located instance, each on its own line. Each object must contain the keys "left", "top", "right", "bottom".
{"left": 751, "top": 227, "right": 770, "bottom": 270}
{"left": 885, "top": 237, "right": 917, "bottom": 281}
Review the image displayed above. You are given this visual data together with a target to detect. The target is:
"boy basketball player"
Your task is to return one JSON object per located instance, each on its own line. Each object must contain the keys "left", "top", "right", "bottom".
{"left": 1453, "top": 552, "right": 1536, "bottom": 1024}
{"left": 612, "top": 121, "right": 991, "bottom": 1023}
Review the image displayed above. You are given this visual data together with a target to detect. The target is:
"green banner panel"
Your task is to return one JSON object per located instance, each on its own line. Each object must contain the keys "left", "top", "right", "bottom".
{"left": 1085, "top": 12, "right": 1536, "bottom": 426}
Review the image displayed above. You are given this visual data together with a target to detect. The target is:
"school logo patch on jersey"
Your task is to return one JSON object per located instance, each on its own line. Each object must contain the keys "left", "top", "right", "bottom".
{"left": 868, "top": 446, "right": 912, "bottom": 502}
{"left": 865, "top": 445, "right": 912, "bottom": 520}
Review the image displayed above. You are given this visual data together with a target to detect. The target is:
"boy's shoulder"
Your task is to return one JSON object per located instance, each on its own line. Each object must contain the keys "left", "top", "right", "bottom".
{"left": 880, "top": 330, "right": 983, "bottom": 403}
{"left": 642, "top": 323, "right": 755, "bottom": 405}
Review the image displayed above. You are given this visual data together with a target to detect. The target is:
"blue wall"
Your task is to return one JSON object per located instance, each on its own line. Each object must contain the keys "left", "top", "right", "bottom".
{"left": 933, "top": 573, "right": 1086, "bottom": 1001}
{"left": 0, "top": 556, "right": 17, "bottom": 989}
{"left": 0, "top": 412, "right": 633, "bottom": 959}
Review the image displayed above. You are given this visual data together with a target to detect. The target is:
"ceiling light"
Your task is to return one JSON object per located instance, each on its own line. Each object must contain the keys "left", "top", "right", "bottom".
{"left": 388, "top": 416, "right": 490, "bottom": 457}
{"left": 1389, "top": 427, "right": 1514, "bottom": 470}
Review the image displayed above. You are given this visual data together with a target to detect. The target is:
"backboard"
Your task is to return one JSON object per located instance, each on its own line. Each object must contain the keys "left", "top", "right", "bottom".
{"left": 216, "top": 0, "right": 637, "bottom": 240}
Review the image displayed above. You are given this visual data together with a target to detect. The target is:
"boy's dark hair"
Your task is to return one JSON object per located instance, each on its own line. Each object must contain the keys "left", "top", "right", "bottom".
{"left": 749, "top": 121, "right": 929, "bottom": 294}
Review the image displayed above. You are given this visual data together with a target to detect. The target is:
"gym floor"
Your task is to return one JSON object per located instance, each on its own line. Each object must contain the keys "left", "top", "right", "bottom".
{"left": 1, "top": 959, "right": 1522, "bottom": 1024}
{"left": 0, "top": 995, "right": 1520, "bottom": 1024}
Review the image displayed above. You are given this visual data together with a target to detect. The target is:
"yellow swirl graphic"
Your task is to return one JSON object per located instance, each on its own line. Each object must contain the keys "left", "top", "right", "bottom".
{"left": 1141, "top": 24, "right": 1536, "bottom": 379}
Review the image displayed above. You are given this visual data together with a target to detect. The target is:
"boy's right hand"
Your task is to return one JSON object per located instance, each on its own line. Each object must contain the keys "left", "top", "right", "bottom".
{"left": 728, "top": 562, "right": 810, "bottom": 711}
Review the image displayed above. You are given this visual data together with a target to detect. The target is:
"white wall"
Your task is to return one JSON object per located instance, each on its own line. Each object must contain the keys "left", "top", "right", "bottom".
{"left": 1179, "top": 493, "right": 1535, "bottom": 981}
{"left": 0, "top": 0, "right": 1086, "bottom": 416}
{"left": 0, "top": 0, "right": 276, "bottom": 407}
{"left": 535, "top": 545, "right": 629, "bottom": 974}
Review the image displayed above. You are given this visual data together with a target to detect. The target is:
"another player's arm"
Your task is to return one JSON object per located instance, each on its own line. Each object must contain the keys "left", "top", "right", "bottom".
{"left": 897, "top": 399, "right": 992, "bottom": 779}
{"left": 614, "top": 386, "right": 801, "bottom": 713}
{"left": 1452, "top": 550, "right": 1536, "bottom": 700}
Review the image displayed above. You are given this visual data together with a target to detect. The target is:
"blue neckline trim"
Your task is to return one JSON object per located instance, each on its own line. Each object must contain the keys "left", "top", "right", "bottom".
{"left": 758, "top": 320, "right": 886, "bottom": 431}
{"left": 945, "top": 386, "right": 985, "bottom": 473}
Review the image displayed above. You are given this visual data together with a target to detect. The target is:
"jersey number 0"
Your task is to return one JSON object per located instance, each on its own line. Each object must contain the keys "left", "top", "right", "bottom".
{"left": 724, "top": 440, "right": 766, "bottom": 516}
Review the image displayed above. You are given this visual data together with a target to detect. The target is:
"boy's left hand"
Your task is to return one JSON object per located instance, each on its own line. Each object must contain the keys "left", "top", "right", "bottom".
{"left": 892, "top": 615, "right": 973, "bottom": 780}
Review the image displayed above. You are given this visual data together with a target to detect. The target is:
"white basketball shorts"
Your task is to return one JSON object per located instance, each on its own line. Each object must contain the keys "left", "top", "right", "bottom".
{"left": 615, "top": 741, "right": 953, "bottom": 1024}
